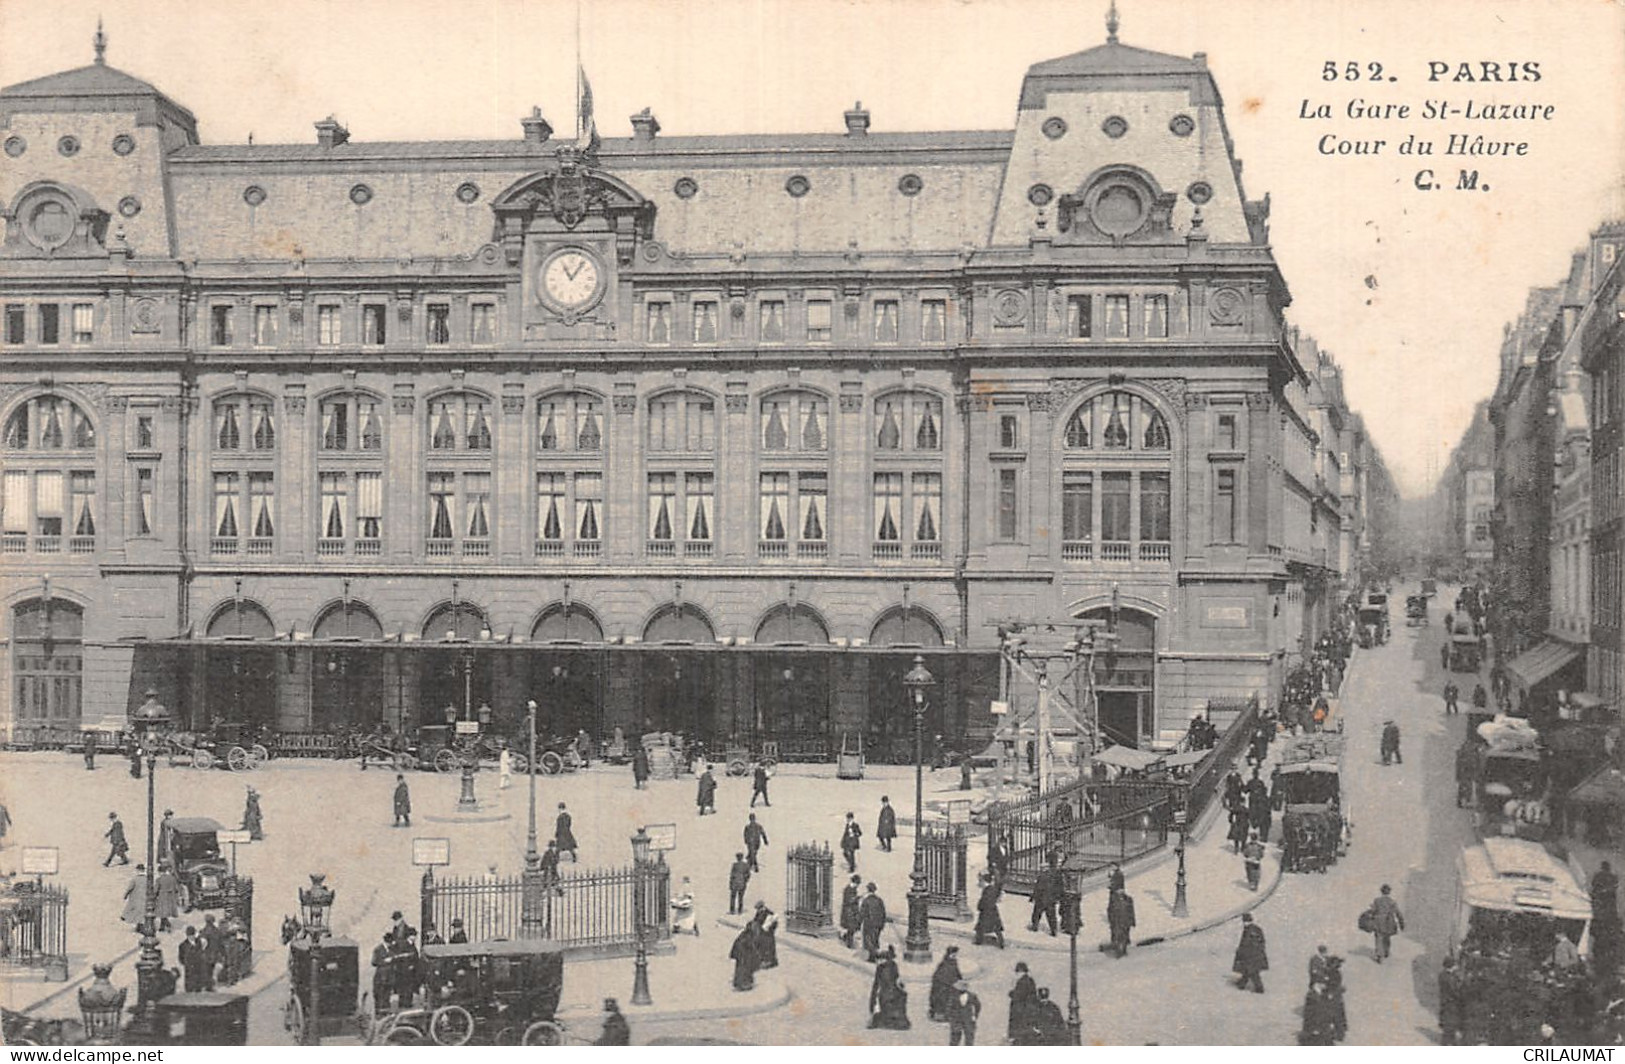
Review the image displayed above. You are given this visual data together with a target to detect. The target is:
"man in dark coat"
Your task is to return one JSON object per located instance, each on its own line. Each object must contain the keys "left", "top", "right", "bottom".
{"left": 200, "top": 914, "right": 225, "bottom": 985}
{"left": 1472, "top": 684, "right": 1489, "bottom": 711}
{"left": 928, "top": 945, "right": 962, "bottom": 1021}
{"left": 987, "top": 833, "right": 1009, "bottom": 882}
{"left": 876, "top": 797, "right": 897, "bottom": 852}
{"left": 104, "top": 812, "right": 130, "bottom": 866}
{"left": 728, "top": 922, "right": 759, "bottom": 991}
{"left": 750, "top": 763, "right": 771, "bottom": 808}
{"left": 1437, "top": 956, "right": 1466, "bottom": 1045}
{"left": 554, "top": 803, "right": 578, "bottom": 861}
{"left": 1232, "top": 913, "right": 1268, "bottom": 992}
{"left": 1380, "top": 721, "right": 1402, "bottom": 766}
{"left": 370, "top": 932, "right": 394, "bottom": 1012}
{"left": 595, "top": 998, "right": 631, "bottom": 1045}
{"left": 840, "top": 812, "right": 862, "bottom": 873}
{"left": 83, "top": 731, "right": 97, "bottom": 770}
{"left": 392, "top": 774, "right": 411, "bottom": 827}
{"left": 1033, "top": 988, "right": 1069, "bottom": 1045}
{"left": 242, "top": 787, "right": 264, "bottom": 841}
{"left": 1443, "top": 681, "right": 1459, "bottom": 715}
{"left": 1007, "top": 963, "right": 1038, "bottom": 1044}
{"left": 179, "top": 926, "right": 212, "bottom": 992}
{"left": 1106, "top": 887, "right": 1136, "bottom": 958}
{"left": 1243, "top": 832, "right": 1266, "bottom": 890}
{"left": 1029, "top": 852, "right": 1062, "bottom": 936}
{"left": 392, "top": 929, "right": 420, "bottom": 1008}
{"left": 696, "top": 766, "right": 717, "bottom": 815}
{"left": 1591, "top": 860, "right": 1619, "bottom": 928}
{"left": 1228, "top": 806, "right": 1251, "bottom": 853}
{"left": 743, "top": 813, "right": 769, "bottom": 872}
{"left": 867, "top": 946, "right": 909, "bottom": 1029}
{"left": 946, "top": 978, "right": 981, "bottom": 1045}
{"left": 728, "top": 852, "right": 751, "bottom": 915}
{"left": 858, "top": 882, "right": 887, "bottom": 961}
{"left": 974, "top": 873, "right": 1005, "bottom": 948}
{"left": 1366, "top": 883, "right": 1404, "bottom": 962}
{"left": 839, "top": 873, "right": 862, "bottom": 947}
{"left": 632, "top": 744, "right": 650, "bottom": 789}
{"left": 1106, "top": 862, "right": 1126, "bottom": 893}
{"left": 448, "top": 918, "right": 468, "bottom": 945}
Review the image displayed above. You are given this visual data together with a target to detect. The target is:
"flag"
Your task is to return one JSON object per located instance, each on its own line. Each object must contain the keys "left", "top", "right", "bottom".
{"left": 577, "top": 66, "right": 599, "bottom": 150}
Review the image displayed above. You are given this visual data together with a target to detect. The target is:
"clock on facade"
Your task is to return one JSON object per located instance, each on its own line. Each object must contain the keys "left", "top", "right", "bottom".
{"left": 539, "top": 247, "right": 604, "bottom": 313}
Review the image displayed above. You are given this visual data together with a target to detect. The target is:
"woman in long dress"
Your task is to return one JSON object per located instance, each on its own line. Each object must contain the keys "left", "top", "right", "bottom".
{"left": 241, "top": 787, "right": 264, "bottom": 841}
{"left": 120, "top": 866, "right": 149, "bottom": 925}
{"left": 729, "top": 924, "right": 759, "bottom": 991}
{"left": 868, "top": 946, "right": 910, "bottom": 1030}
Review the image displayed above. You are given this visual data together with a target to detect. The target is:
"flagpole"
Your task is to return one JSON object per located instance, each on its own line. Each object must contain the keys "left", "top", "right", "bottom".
{"left": 574, "top": 0, "right": 583, "bottom": 141}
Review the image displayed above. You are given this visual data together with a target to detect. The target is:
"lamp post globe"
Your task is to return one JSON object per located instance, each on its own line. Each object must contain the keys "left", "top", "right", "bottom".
{"left": 126, "top": 690, "right": 171, "bottom": 1038}
{"left": 901, "top": 655, "right": 935, "bottom": 963}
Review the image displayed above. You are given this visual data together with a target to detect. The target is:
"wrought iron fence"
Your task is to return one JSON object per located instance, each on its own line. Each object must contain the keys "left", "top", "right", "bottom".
{"left": 421, "top": 862, "right": 671, "bottom": 954}
{"left": 784, "top": 842, "right": 834, "bottom": 935}
{"left": 0, "top": 879, "right": 67, "bottom": 977}
{"left": 919, "top": 824, "right": 972, "bottom": 920}
{"left": 1182, "top": 695, "right": 1261, "bottom": 827}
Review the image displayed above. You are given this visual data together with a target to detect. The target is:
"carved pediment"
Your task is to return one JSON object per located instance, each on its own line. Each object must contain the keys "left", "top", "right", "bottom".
{"left": 1055, "top": 165, "right": 1178, "bottom": 247}
{"left": 491, "top": 148, "right": 656, "bottom": 266}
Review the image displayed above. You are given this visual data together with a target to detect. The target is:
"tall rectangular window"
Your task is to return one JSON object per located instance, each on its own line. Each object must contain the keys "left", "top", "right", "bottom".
{"left": 33, "top": 471, "right": 63, "bottom": 539}
{"left": 250, "top": 402, "right": 276, "bottom": 451}
{"left": 320, "top": 473, "right": 347, "bottom": 540}
{"left": 1066, "top": 295, "right": 1092, "bottom": 338}
{"left": 646, "top": 302, "right": 671, "bottom": 343}
{"left": 319, "top": 399, "right": 349, "bottom": 452}
{"left": 1214, "top": 468, "right": 1238, "bottom": 542}
{"left": 798, "top": 471, "right": 828, "bottom": 544}
{"left": 470, "top": 303, "right": 496, "bottom": 344}
{"left": 72, "top": 304, "right": 94, "bottom": 343}
{"left": 69, "top": 471, "right": 96, "bottom": 538}
{"left": 317, "top": 305, "right": 341, "bottom": 345}
{"left": 760, "top": 472, "right": 790, "bottom": 542}
{"left": 1062, "top": 471, "right": 1093, "bottom": 543}
{"left": 356, "top": 472, "right": 382, "bottom": 541}
{"left": 426, "top": 304, "right": 450, "bottom": 345}
{"left": 1104, "top": 295, "right": 1130, "bottom": 338}
{"left": 760, "top": 300, "right": 786, "bottom": 342}
{"left": 1144, "top": 295, "right": 1169, "bottom": 338}
{"left": 686, "top": 473, "right": 714, "bottom": 544}
{"left": 1216, "top": 413, "right": 1238, "bottom": 451}
{"left": 921, "top": 299, "right": 947, "bottom": 342}
{"left": 648, "top": 473, "right": 677, "bottom": 543}
{"left": 996, "top": 469, "right": 1019, "bottom": 541}
{"left": 210, "top": 306, "right": 233, "bottom": 347}
{"left": 999, "top": 414, "right": 1020, "bottom": 451}
{"left": 912, "top": 472, "right": 941, "bottom": 543}
{"left": 693, "top": 300, "right": 719, "bottom": 343}
{"left": 806, "top": 300, "right": 832, "bottom": 342}
{"left": 873, "top": 473, "right": 903, "bottom": 543}
{"left": 253, "top": 305, "right": 277, "bottom": 346}
{"left": 135, "top": 415, "right": 154, "bottom": 451}
{"left": 1101, "top": 472, "right": 1131, "bottom": 542}
{"left": 2, "top": 470, "right": 28, "bottom": 544}
{"left": 537, "top": 473, "right": 566, "bottom": 544}
{"left": 463, "top": 473, "right": 491, "bottom": 540}
{"left": 213, "top": 473, "right": 240, "bottom": 541}
{"left": 134, "top": 467, "right": 155, "bottom": 535}
{"left": 427, "top": 472, "right": 455, "bottom": 541}
{"left": 39, "top": 305, "right": 60, "bottom": 345}
{"left": 874, "top": 300, "right": 899, "bottom": 342}
{"left": 362, "top": 304, "right": 387, "bottom": 345}
{"left": 574, "top": 473, "right": 602, "bottom": 544}
{"left": 249, "top": 473, "right": 275, "bottom": 540}
{"left": 1140, "top": 472, "right": 1171, "bottom": 542}
{"left": 4, "top": 305, "right": 25, "bottom": 344}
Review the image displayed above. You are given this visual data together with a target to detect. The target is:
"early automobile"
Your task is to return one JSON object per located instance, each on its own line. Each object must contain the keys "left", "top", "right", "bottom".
{"left": 374, "top": 939, "right": 567, "bottom": 1046}
{"left": 162, "top": 818, "right": 230, "bottom": 912}
{"left": 1447, "top": 629, "right": 1483, "bottom": 672}
{"left": 284, "top": 935, "right": 364, "bottom": 1045}
{"left": 1405, "top": 594, "right": 1428, "bottom": 626}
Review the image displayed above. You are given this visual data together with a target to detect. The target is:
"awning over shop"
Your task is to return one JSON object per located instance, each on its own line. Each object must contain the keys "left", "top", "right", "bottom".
{"left": 1159, "top": 749, "right": 1209, "bottom": 769}
{"left": 1091, "top": 744, "right": 1163, "bottom": 771}
{"left": 1505, "top": 640, "right": 1581, "bottom": 692}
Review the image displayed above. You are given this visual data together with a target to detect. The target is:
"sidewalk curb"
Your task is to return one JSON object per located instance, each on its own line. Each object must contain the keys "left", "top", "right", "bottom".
{"left": 560, "top": 975, "right": 792, "bottom": 1027}
{"left": 12, "top": 944, "right": 139, "bottom": 1014}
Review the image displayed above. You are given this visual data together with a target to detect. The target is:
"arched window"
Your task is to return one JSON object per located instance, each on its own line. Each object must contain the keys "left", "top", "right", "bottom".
{"left": 425, "top": 391, "right": 495, "bottom": 558}
{"left": 209, "top": 392, "right": 277, "bottom": 558}
{"left": 312, "top": 601, "right": 385, "bottom": 641}
{"left": 531, "top": 603, "right": 605, "bottom": 643}
{"left": 644, "top": 603, "right": 715, "bottom": 644}
{"left": 2, "top": 395, "right": 99, "bottom": 555}
{"left": 206, "top": 600, "right": 276, "bottom": 639}
{"left": 646, "top": 390, "right": 717, "bottom": 559}
{"left": 534, "top": 391, "right": 606, "bottom": 560}
{"left": 423, "top": 602, "right": 487, "bottom": 641}
{"left": 869, "top": 606, "right": 946, "bottom": 647}
{"left": 1059, "top": 390, "right": 1174, "bottom": 564}
{"left": 11, "top": 598, "right": 84, "bottom": 724}
{"left": 316, "top": 392, "right": 385, "bottom": 557}
{"left": 758, "top": 390, "right": 830, "bottom": 561}
{"left": 871, "top": 391, "right": 945, "bottom": 563}
{"left": 754, "top": 604, "right": 831, "bottom": 645}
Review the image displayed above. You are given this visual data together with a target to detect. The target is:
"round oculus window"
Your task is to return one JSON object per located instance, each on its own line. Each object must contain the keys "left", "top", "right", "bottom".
{"left": 897, "top": 174, "right": 923, "bottom": 196}
{"left": 1042, "top": 117, "right": 1068, "bottom": 140}
{"left": 1101, "top": 116, "right": 1129, "bottom": 139}
{"left": 785, "top": 174, "right": 811, "bottom": 198}
{"left": 1169, "top": 114, "right": 1195, "bottom": 137}
{"left": 118, "top": 195, "right": 142, "bottom": 218}
{"left": 456, "top": 181, "right": 481, "bottom": 204}
{"left": 112, "top": 133, "right": 137, "bottom": 156}
{"left": 1186, "top": 181, "right": 1214, "bottom": 205}
{"left": 1092, "top": 184, "right": 1146, "bottom": 234}
{"left": 57, "top": 135, "right": 81, "bottom": 157}
{"left": 673, "top": 177, "right": 698, "bottom": 199}
{"left": 349, "top": 183, "right": 373, "bottom": 205}
{"left": 1027, "top": 183, "right": 1054, "bottom": 207}
{"left": 4, "top": 135, "right": 25, "bottom": 158}
{"left": 243, "top": 185, "right": 267, "bottom": 207}
{"left": 27, "top": 199, "right": 74, "bottom": 249}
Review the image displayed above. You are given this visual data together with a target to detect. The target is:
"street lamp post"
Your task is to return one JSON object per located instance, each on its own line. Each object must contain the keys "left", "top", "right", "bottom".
{"left": 629, "top": 827, "right": 653, "bottom": 1005}
{"left": 296, "top": 874, "right": 334, "bottom": 1045}
{"left": 521, "top": 700, "right": 545, "bottom": 937}
{"left": 125, "top": 690, "right": 171, "bottom": 1038}
{"left": 1172, "top": 806, "right": 1190, "bottom": 918}
{"left": 1061, "top": 853, "right": 1085, "bottom": 1046}
{"left": 902, "top": 655, "right": 935, "bottom": 964}
{"left": 456, "top": 647, "right": 478, "bottom": 810}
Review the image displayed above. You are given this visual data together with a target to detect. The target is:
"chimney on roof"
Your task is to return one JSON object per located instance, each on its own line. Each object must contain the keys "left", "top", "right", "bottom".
{"left": 844, "top": 101, "right": 870, "bottom": 136}
{"left": 630, "top": 108, "right": 660, "bottom": 143}
{"left": 521, "top": 107, "right": 553, "bottom": 145}
{"left": 315, "top": 116, "right": 349, "bottom": 149}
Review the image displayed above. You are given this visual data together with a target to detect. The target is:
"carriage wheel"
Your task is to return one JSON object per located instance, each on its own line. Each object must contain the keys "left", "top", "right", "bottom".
{"left": 434, "top": 748, "right": 460, "bottom": 773}
{"left": 509, "top": 752, "right": 529, "bottom": 775}
{"left": 250, "top": 743, "right": 270, "bottom": 767}
{"left": 429, "top": 1005, "right": 474, "bottom": 1046}
{"left": 383, "top": 1024, "right": 425, "bottom": 1045}
{"left": 522, "top": 1020, "right": 564, "bottom": 1046}
{"left": 394, "top": 752, "right": 418, "bottom": 771}
{"left": 284, "top": 993, "right": 306, "bottom": 1043}
{"left": 193, "top": 748, "right": 215, "bottom": 771}
{"left": 493, "top": 1026, "right": 519, "bottom": 1046}
{"left": 227, "top": 746, "right": 251, "bottom": 772}
{"left": 726, "top": 758, "right": 749, "bottom": 778}
{"left": 539, "top": 751, "right": 564, "bottom": 776}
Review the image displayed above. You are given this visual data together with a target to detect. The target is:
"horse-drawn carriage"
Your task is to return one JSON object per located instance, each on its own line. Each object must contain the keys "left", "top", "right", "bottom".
{"left": 370, "top": 940, "right": 568, "bottom": 1046}
{"left": 162, "top": 722, "right": 269, "bottom": 772}
{"left": 724, "top": 741, "right": 779, "bottom": 778}
{"left": 283, "top": 935, "right": 366, "bottom": 1044}
{"left": 1281, "top": 803, "right": 1345, "bottom": 874}
{"left": 1405, "top": 594, "right": 1429, "bottom": 627}
{"left": 1272, "top": 735, "right": 1349, "bottom": 873}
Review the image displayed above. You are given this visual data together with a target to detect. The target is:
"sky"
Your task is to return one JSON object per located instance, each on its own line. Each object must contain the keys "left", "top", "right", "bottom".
{"left": 3, "top": 0, "right": 1621, "bottom": 497}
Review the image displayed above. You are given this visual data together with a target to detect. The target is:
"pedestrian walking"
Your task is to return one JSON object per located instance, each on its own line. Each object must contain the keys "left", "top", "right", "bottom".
{"left": 696, "top": 765, "right": 717, "bottom": 815}
{"left": 595, "top": 998, "right": 631, "bottom": 1045}
{"left": 540, "top": 840, "right": 562, "bottom": 893}
{"left": 632, "top": 743, "right": 650, "bottom": 790}
{"left": 1232, "top": 913, "right": 1268, "bottom": 992}
{"left": 671, "top": 877, "right": 698, "bottom": 936}
{"left": 928, "top": 945, "right": 962, "bottom": 1021}
{"left": 727, "top": 852, "right": 751, "bottom": 915}
{"left": 1380, "top": 720, "right": 1402, "bottom": 766}
{"left": 392, "top": 774, "right": 412, "bottom": 827}
{"left": 121, "top": 865, "right": 148, "bottom": 925}
{"left": 180, "top": 927, "right": 213, "bottom": 992}
{"left": 1443, "top": 681, "right": 1459, "bottom": 715}
{"left": 241, "top": 786, "right": 264, "bottom": 840}
{"left": 728, "top": 921, "right": 760, "bottom": 991}
{"left": 83, "top": 731, "right": 97, "bottom": 770}
{"left": 1029, "top": 851, "right": 1062, "bottom": 936}
{"left": 876, "top": 796, "right": 897, "bottom": 852}
{"left": 1007, "top": 963, "right": 1038, "bottom": 1045}
{"left": 1242, "top": 831, "right": 1266, "bottom": 890}
{"left": 369, "top": 933, "right": 393, "bottom": 1012}
{"left": 554, "top": 802, "right": 578, "bottom": 861}
{"left": 973, "top": 872, "right": 1005, "bottom": 948}
{"left": 946, "top": 979, "right": 981, "bottom": 1045}
{"left": 867, "top": 946, "right": 910, "bottom": 1029}
{"left": 104, "top": 812, "right": 130, "bottom": 866}
{"left": 498, "top": 744, "right": 513, "bottom": 790}
{"left": 750, "top": 762, "right": 771, "bottom": 807}
{"left": 1437, "top": 955, "right": 1466, "bottom": 1045}
{"left": 128, "top": 742, "right": 143, "bottom": 779}
{"left": 839, "top": 874, "right": 862, "bottom": 947}
{"left": 1248, "top": 774, "right": 1273, "bottom": 841}
{"left": 155, "top": 863, "right": 179, "bottom": 932}
{"left": 987, "top": 831, "right": 1010, "bottom": 882}
{"left": 1033, "top": 988, "right": 1069, "bottom": 1044}
{"left": 1362, "top": 883, "right": 1404, "bottom": 962}
{"left": 1472, "top": 683, "right": 1488, "bottom": 711}
{"left": 858, "top": 882, "right": 887, "bottom": 961}
{"left": 840, "top": 812, "right": 862, "bottom": 873}
{"left": 1106, "top": 887, "right": 1136, "bottom": 958}
{"left": 392, "top": 929, "right": 420, "bottom": 1009}
{"left": 743, "top": 813, "right": 769, "bottom": 872}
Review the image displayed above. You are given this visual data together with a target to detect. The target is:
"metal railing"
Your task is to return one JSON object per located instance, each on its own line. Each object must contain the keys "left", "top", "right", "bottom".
{"left": 785, "top": 842, "right": 834, "bottom": 935}
{"left": 919, "top": 824, "right": 971, "bottom": 919}
{"left": 1, "top": 879, "right": 68, "bottom": 975}
{"left": 421, "top": 862, "right": 671, "bottom": 954}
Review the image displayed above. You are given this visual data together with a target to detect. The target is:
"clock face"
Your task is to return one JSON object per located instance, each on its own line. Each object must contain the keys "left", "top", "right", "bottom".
{"left": 541, "top": 249, "right": 602, "bottom": 311}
